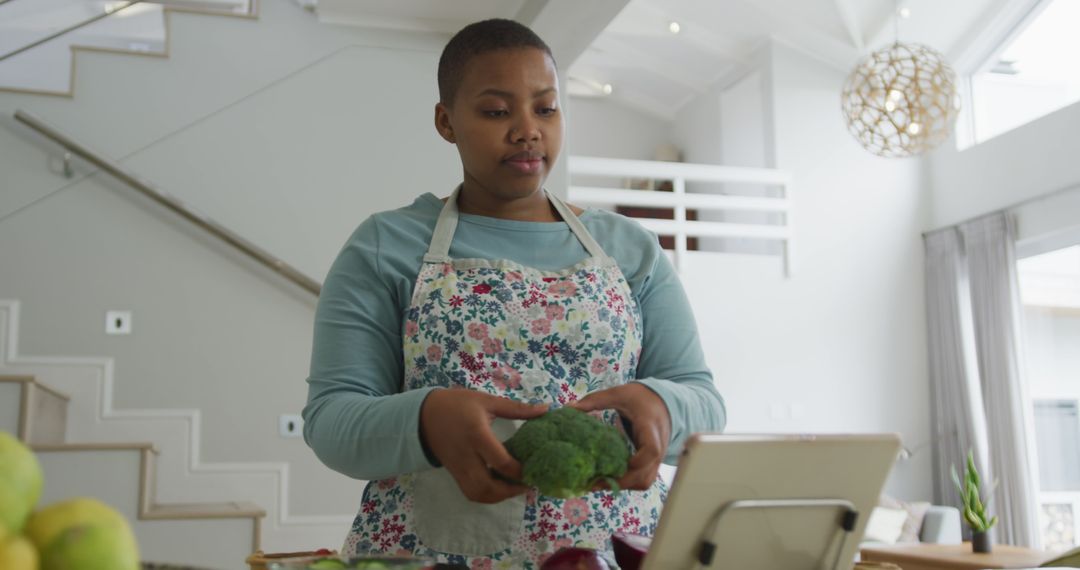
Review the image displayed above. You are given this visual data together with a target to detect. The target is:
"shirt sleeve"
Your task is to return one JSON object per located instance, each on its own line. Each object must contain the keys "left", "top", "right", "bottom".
{"left": 302, "top": 217, "right": 437, "bottom": 480}
{"left": 630, "top": 245, "right": 727, "bottom": 465}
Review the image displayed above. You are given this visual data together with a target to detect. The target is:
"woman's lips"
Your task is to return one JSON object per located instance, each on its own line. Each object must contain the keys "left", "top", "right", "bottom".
{"left": 504, "top": 157, "right": 544, "bottom": 174}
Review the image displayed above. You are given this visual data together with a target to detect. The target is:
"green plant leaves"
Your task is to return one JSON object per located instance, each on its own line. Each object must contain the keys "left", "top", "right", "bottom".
{"left": 952, "top": 448, "right": 997, "bottom": 532}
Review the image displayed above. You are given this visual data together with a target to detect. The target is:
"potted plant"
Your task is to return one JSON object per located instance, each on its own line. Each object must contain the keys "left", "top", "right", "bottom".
{"left": 952, "top": 450, "right": 998, "bottom": 553}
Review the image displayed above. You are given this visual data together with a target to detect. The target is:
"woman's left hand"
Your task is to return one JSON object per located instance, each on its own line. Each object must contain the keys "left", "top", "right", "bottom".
{"left": 568, "top": 383, "right": 671, "bottom": 491}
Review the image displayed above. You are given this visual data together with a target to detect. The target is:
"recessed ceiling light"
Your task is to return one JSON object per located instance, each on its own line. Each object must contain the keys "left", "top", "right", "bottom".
{"left": 602, "top": 83, "right": 613, "bottom": 95}
{"left": 898, "top": 6, "right": 911, "bottom": 18}
{"left": 668, "top": 21, "right": 681, "bottom": 34}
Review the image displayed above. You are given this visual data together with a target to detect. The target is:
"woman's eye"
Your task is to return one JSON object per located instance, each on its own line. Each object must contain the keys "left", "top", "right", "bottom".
{"left": 538, "top": 107, "right": 558, "bottom": 116}
{"left": 484, "top": 109, "right": 509, "bottom": 117}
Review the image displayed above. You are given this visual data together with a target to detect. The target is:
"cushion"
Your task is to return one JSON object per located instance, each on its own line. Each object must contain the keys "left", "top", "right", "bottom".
{"left": 879, "top": 495, "right": 932, "bottom": 543}
{"left": 863, "top": 507, "right": 908, "bottom": 544}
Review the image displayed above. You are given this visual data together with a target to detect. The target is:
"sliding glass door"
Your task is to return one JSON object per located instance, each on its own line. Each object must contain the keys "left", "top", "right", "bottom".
{"left": 1018, "top": 243, "right": 1080, "bottom": 551}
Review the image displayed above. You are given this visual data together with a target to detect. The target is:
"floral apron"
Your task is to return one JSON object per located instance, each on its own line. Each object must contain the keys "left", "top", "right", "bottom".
{"left": 343, "top": 188, "right": 667, "bottom": 569}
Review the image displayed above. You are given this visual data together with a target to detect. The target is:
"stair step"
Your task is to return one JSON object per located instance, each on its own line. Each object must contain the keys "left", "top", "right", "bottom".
{"left": 35, "top": 443, "right": 261, "bottom": 567}
{"left": 0, "top": 374, "right": 69, "bottom": 444}
{"left": 145, "top": 501, "right": 266, "bottom": 520}
{"left": 33, "top": 441, "right": 157, "bottom": 452}
{"left": 0, "top": 1, "right": 256, "bottom": 96}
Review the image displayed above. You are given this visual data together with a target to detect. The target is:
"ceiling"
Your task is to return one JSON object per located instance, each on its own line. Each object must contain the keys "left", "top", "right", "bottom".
{"left": 0, "top": 0, "right": 1028, "bottom": 118}
{"left": 313, "top": 0, "right": 1029, "bottom": 121}
{"left": 569, "top": 0, "right": 1022, "bottom": 118}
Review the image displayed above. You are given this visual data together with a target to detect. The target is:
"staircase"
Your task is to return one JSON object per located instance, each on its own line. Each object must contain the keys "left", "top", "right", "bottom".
{"left": 1, "top": 372, "right": 265, "bottom": 569}
{"left": 0, "top": 0, "right": 258, "bottom": 96}
{"left": 0, "top": 299, "right": 351, "bottom": 569}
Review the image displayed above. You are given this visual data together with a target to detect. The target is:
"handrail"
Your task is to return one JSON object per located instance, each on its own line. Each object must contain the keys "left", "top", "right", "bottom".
{"left": 568, "top": 155, "right": 794, "bottom": 276}
{"left": 0, "top": 0, "right": 149, "bottom": 64}
{"left": 15, "top": 110, "right": 322, "bottom": 296}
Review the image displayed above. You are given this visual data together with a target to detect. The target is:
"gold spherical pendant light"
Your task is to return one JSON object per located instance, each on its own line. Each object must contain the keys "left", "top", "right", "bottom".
{"left": 841, "top": 42, "right": 961, "bottom": 158}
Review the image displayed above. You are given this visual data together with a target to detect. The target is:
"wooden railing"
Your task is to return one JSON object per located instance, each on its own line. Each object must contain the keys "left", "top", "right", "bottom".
{"left": 568, "top": 156, "right": 793, "bottom": 275}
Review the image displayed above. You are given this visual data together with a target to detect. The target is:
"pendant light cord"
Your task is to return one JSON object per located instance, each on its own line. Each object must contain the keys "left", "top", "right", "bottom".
{"left": 893, "top": 0, "right": 900, "bottom": 45}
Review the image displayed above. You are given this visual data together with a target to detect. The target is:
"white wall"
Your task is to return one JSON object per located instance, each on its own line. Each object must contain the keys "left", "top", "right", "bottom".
{"left": 927, "top": 98, "right": 1080, "bottom": 232}
{"left": 567, "top": 96, "right": 671, "bottom": 160}
{"left": 568, "top": 39, "right": 934, "bottom": 500}
{"left": 672, "top": 82, "right": 723, "bottom": 166}
{"left": 0, "top": 0, "right": 465, "bottom": 549}
{"left": 673, "top": 40, "right": 933, "bottom": 500}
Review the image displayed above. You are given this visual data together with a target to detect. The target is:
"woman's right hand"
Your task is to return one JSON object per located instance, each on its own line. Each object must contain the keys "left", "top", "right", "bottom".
{"left": 419, "top": 388, "right": 548, "bottom": 504}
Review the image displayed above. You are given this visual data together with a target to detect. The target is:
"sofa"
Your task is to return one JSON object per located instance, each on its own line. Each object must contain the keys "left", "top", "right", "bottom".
{"left": 913, "top": 505, "right": 963, "bottom": 544}
{"left": 860, "top": 503, "right": 963, "bottom": 547}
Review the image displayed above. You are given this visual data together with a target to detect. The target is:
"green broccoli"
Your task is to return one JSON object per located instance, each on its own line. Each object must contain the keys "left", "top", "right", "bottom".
{"left": 503, "top": 406, "right": 631, "bottom": 498}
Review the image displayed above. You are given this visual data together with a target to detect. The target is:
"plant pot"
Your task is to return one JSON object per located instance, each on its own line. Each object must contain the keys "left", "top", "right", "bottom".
{"left": 972, "top": 531, "right": 993, "bottom": 553}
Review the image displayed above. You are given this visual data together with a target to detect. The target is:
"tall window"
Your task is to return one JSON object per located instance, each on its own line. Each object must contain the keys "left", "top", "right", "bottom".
{"left": 1018, "top": 244, "right": 1080, "bottom": 551}
{"left": 970, "top": 0, "right": 1080, "bottom": 144}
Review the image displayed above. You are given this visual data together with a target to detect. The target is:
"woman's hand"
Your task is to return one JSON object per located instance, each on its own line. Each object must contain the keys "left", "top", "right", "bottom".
{"left": 569, "top": 383, "right": 671, "bottom": 491}
{"left": 420, "top": 388, "right": 548, "bottom": 503}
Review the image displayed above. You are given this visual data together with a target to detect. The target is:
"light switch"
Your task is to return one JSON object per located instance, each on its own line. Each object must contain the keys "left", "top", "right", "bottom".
{"left": 279, "top": 414, "right": 303, "bottom": 438}
{"left": 105, "top": 311, "right": 132, "bottom": 335}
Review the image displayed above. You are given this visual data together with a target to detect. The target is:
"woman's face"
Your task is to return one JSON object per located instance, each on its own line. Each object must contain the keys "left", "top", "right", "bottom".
{"left": 435, "top": 47, "right": 564, "bottom": 202}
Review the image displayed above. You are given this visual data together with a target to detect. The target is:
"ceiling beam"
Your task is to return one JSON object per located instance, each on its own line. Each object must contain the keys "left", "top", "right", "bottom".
{"left": 727, "top": 0, "right": 859, "bottom": 71}
{"left": 833, "top": 0, "right": 864, "bottom": 51}
{"left": 589, "top": 35, "right": 705, "bottom": 95}
{"left": 570, "top": 87, "right": 676, "bottom": 122}
{"left": 515, "top": 0, "right": 630, "bottom": 68}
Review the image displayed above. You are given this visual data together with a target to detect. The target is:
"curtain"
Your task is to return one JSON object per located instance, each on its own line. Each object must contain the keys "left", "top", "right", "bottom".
{"left": 924, "top": 228, "right": 992, "bottom": 522}
{"left": 924, "top": 212, "right": 1040, "bottom": 548}
{"left": 960, "top": 213, "right": 1040, "bottom": 547}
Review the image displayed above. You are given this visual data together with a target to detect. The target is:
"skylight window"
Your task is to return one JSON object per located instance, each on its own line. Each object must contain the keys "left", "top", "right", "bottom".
{"left": 970, "top": 0, "right": 1080, "bottom": 144}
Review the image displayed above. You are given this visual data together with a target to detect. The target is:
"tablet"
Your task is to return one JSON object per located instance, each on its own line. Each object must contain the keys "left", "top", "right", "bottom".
{"left": 642, "top": 433, "right": 902, "bottom": 570}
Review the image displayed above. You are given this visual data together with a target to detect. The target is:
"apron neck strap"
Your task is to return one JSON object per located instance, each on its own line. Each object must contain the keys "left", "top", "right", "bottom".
{"left": 547, "top": 191, "right": 606, "bottom": 259}
{"left": 422, "top": 186, "right": 607, "bottom": 263}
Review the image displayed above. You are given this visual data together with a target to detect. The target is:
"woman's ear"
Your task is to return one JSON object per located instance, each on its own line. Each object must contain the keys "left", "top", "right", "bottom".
{"left": 434, "top": 103, "right": 456, "bottom": 143}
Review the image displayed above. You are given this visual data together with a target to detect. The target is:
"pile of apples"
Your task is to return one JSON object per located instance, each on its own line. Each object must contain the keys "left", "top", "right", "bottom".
{"left": 0, "top": 432, "right": 139, "bottom": 570}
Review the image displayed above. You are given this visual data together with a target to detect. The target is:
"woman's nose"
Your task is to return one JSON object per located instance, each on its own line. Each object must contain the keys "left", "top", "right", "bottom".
{"left": 510, "top": 116, "right": 541, "bottom": 143}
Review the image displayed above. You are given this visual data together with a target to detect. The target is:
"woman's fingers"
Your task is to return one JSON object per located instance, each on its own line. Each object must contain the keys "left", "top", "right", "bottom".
{"left": 420, "top": 389, "right": 535, "bottom": 503}
{"left": 618, "top": 424, "right": 665, "bottom": 490}
{"left": 473, "top": 418, "right": 526, "bottom": 483}
{"left": 570, "top": 384, "right": 673, "bottom": 491}
{"left": 569, "top": 387, "right": 626, "bottom": 414}
{"left": 454, "top": 456, "right": 529, "bottom": 503}
{"left": 486, "top": 395, "right": 549, "bottom": 420}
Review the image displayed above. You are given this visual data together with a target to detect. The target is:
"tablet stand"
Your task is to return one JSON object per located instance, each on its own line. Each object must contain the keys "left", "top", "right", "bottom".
{"left": 695, "top": 498, "right": 859, "bottom": 570}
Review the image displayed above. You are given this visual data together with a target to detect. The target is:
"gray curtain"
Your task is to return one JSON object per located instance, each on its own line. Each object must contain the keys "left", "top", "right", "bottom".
{"left": 924, "top": 228, "right": 993, "bottom": 524}
{"left": 924, "top": 212, "right": 1040, "bottom": 548}
{"left": 960, "top": 213, "right": 1040, "bottom": 547}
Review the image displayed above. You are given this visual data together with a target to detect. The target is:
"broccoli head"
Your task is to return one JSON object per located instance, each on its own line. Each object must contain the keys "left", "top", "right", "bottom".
{"left": 503, "top": 406, "right": 630, "bottom": 498}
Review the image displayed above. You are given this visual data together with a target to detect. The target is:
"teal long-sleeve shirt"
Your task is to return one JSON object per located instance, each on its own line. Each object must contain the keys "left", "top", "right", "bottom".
{"left": 303, "top": 192, "right": 725, "bottom": 481}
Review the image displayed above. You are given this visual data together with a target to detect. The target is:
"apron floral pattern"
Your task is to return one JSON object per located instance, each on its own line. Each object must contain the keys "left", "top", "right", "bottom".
{"left": 343, "top": 190, "right": 667, "bottom": 569}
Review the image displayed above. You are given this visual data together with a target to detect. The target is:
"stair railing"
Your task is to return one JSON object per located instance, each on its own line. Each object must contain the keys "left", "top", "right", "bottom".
{"left": 15, "top": 110, "right": 322, "bottom": 295}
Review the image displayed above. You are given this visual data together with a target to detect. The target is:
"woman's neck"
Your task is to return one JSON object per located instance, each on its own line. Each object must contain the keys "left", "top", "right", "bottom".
{"left": 454, "top": 182, "right": 562, "bottom": 222}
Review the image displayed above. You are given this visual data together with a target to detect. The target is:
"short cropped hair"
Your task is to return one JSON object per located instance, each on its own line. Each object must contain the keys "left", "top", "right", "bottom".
{"left": 438, "top": 18, "right": 556, "bottom": 105}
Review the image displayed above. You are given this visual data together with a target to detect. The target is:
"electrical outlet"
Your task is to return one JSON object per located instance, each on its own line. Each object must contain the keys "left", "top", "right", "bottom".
{"left": 105, "top": 310, "right": 132, "bottom": 335}
{"left": 279, "top": 414, "right": 303, "bottom": 438}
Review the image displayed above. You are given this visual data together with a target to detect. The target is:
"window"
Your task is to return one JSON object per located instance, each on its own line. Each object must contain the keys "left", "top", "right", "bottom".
{"left": 1019, "top": 243, "right": 1080, "bottom": 551}
{"left": 970, "top": 0, "right": 1080, "bottom": 144}
{"left": 1034, "top": 400, "right": 1080, "bottom": 492}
